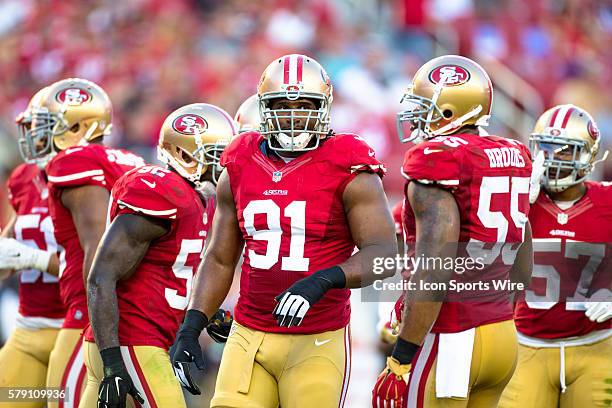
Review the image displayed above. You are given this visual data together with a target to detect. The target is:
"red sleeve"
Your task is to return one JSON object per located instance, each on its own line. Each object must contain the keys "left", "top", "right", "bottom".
{"left": 392, "top": 201, "right": 403, "bottom": 235}
{"left": 220, "top": 132, "right": 258, "bottom": 168}
{"left": 343, "top": 134, "right": 386, "bottom": 178}
{"left": 46, "top": 147, "right": 107, "bottom": 189}
{"left": 113, "top": 169, "right": 182, "bottom": 221}
{"left": 401, "top": 142, "right": 461, "bottom": 190}
{"left": 7, "top": 164, "right": 27, "bottom": 211}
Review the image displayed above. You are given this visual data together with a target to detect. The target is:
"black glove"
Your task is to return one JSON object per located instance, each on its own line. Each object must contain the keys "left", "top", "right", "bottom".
{"left": 273, "top": 266, "right": 346, "bottom": 327}
{"left": 170, "top": 309, "right": 208, "bottom": 395}
{"left": 206, "top": 309, "right": 233, "bottom": 343}
{"left": 97, "top": 347, "right": 144, "bottom": 408}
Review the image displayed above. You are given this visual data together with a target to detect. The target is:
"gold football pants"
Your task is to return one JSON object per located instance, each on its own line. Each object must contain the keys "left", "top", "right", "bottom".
{"left": 46, "top": 328, "right": 87, "bottom": 408}
{"left": 211, "top": 322, "right": 351, "bottom": 408}
{"left": 78, "top": 340, "right": 186, "bottom": 408}
{"left": 406, "top": 319, "right": 518, "bottom": 408}
{"left": 499, "top": 335, "right": 612, "bottom": 408}
{"left": 0, "top": 327, "right": 59, "bottom": 408}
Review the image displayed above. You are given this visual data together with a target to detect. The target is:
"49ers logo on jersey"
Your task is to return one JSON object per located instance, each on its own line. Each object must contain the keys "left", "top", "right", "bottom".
{"left": 587, "top": 120, "right": 600, "bottom": 140}
{"left": 172, "top": 114, "right": 208, "bottom": 135}
{"left": 429, "top": 65, "right": 471, "bottom": 86}
{"left": 56, "top": 88, "right": 91, "bottom": 105}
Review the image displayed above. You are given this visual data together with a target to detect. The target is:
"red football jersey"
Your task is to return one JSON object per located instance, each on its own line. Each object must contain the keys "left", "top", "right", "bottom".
{"left": 221, "top": 132, "right": 385, "bottom": 334}
{"left": 514, "top": 181, "right": 612, "bottom": 339}
{"left": 402, "top": 134, "right": 532, "bottom": 333}
{"left": 83, "top": 166, "right": 210, "bottom": 349}
{"left": 46, "top": 144, "right": 145, "bottom": 329}
{"left": 7, "top": 163, "right": 65, "bottom": 323}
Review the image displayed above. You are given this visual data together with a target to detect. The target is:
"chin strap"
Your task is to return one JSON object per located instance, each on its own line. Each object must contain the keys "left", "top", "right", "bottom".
{"left": 592, "top": 149, "right": 609, "bottom": 170}
{"left": 431, "top": 105, "right": 483, "bottom": 136}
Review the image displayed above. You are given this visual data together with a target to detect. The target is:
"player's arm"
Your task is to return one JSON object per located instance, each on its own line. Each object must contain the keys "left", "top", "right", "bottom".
{"left": 86, "top": 212, "right": 167, "bottom": 407}
{"left": 87, "top": 213, "right": 169, "bottom": 350}
{"left": 171, "top": 170, "right": 243, "bottom": 395}
{"left": 372, "top": 182, "right": 458, "bottom": 407}
{"left": 510, "top": 221, "right": 533, "bottom": 287}
{"left": 0, "top": 212, "right": 60, "bottom": 277}
{"left": 340, "top": 172, "right": 398, "bottom": 284}
{"left": 61, "top": 185, "right": 111, "bottom": 283}
{"left": 273, "top": 172, "right": 397, "bottom": 327}
{"left": 397, "top": 181, "right": 459, "bottom": 360}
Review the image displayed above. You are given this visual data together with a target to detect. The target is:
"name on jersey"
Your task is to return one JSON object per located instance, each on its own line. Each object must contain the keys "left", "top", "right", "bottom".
{"left": 483, "top": 147, "right": 526, "bottom": 169}
{"left": 263, "top": 189, "right": 288, "bottom": 196}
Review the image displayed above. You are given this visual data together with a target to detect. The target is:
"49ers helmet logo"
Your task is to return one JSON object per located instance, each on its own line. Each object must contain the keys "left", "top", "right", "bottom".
{"left": 428, "top": 65, "right": 471, "bottom": 86}
{"left": 56, "top": 88, "right": 92, "bottom": 105}
{"left": 587, "top": 120, "right": 599, "bottom": 140}
{"left": 172, "top": 114, "right": 208, "bottom": 135}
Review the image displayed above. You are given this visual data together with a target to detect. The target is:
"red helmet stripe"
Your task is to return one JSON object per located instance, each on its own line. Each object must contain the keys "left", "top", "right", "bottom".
{"left": 296, "top": 55, "right": 304, "bottom": 83}
{"left": 283, "top": 57, "right": 290, "bottom": 84}
{"left": 560, "top": 107, "right": 574, "bottom": 129}
{"left": 549, "top": 107, "right": 561, "bottom": 128}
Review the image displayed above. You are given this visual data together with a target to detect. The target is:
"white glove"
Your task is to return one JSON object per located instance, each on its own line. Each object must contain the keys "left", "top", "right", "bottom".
{"left": 529, "top": 150, "right": 546, "bottom": 204}
{"left": 585, "top": 302, "right": 612, "bottom": 323}
{"left": 0, "top": 237, "right": 51, "bottom": 272}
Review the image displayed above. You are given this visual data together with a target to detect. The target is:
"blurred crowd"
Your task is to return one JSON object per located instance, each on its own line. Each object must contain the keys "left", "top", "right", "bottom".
{"left": 0, "top": 1, "right": 610, "bottom": 405}
{"left": 0, "top": 0, "right": 610, "bottom": 212}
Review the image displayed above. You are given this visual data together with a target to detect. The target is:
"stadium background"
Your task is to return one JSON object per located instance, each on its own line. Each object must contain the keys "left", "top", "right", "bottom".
{"left": 0, "top": 0, "right": 609, "bottom": 406}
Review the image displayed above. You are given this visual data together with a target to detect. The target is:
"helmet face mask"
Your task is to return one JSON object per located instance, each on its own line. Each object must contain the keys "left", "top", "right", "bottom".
{"left": 258, "top": 54, "right": 333, "bottom": 152}
{"left": 260, "top": 95, "right": 329, "bottom": 151}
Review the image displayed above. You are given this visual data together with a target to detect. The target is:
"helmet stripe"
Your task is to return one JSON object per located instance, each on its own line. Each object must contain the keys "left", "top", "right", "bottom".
{"left": 283, "top": 56, "right": 290, "bottom": 84}
{"left": 548, "top": 107, "right": 561, "bottom": 128}
{"left": 296, "top": 55, "right": 304, "bottom": 83}
{"left": 288, "top": 54, "right": 298, "bottom": 84}
{"left": 560, "top": 107, "right": 574, "bottom": 129}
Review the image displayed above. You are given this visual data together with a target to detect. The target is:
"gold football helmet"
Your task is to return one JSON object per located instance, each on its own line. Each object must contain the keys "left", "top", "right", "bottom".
{"left": 23, "top": 78, "right": 112, "bottom": 162}
{"left": 397, "top": 55, "right": 493, "bottom": 143}
{"left": 530, "top": 104, "right": 606, "bottom": 192}
{"left": 235, "top": 94, "right": 260, "bottom": 133}
{"left": 16, "top": 86, "right": 50, "bottom": 167}
{"left": 158, "top": 103, "right": 236, "bottom": 186}
{"left": 258, "top": 54, "right": 333, "bottom": 151}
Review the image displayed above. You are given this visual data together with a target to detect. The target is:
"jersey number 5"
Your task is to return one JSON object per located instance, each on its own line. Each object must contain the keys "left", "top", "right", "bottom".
{"left": 243, "top": 200, "right": 309, "bottom": 271}
{"left": 165, "top": 239, "right": 203, "bottom": 310}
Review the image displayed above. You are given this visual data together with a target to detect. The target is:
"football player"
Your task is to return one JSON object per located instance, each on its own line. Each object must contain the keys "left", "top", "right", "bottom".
{"left": 234, "top": 94, "right": 260, "bottom": 133}
{"left": 372, "top": 55, "right": 534, "bottom": 408}
{"left": 171, "top": 54, "right": 397, "bottom": 407}
{"left": 499, "top": 105, "right": 611, "bottom": 408}
{"left": 0, "top": 87, "right": 65, "bottom": 408}
{"left": 20, "top": 78, "right": 145, "bottom": 408}
{"left": 81, "top": 103, "right": 235, "bottom": 408}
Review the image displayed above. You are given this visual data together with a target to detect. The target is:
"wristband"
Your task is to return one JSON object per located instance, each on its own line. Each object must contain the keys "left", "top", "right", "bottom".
{"left": 100, "top": 346, "right": 126, "bottom": 376}
{"left": 391, "top": 337, "right": 420, "bottom": 365}
{"left": 182, "top": 309, "right": 209, "bottom": 333}
{"left": 312, "top": 266, "right": 346, "bottom": 290}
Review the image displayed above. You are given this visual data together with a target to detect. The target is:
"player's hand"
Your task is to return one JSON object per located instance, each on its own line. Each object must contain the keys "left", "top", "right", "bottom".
{"left": 585, "top": 302, "right": 612, "bottom": 323}
{"left": 273, "top": 266, "right": 346, "bottom": 327}
{"left": 372, "top": 357, "right": 411, "bottom": 408}
{"left": 98, "top": 347, "right": 144, "bottom": 408}
{"left": 206, "top": 309, "right": 233, "bottom": 343}
{"left": 529, "top": 150, "right": 546, "bottom": 204}
{"left": 0, "top": 237, "right": 51, "bottom": 271}
{"left": 171, "top": 309, "right": 208, "bottom": 395}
